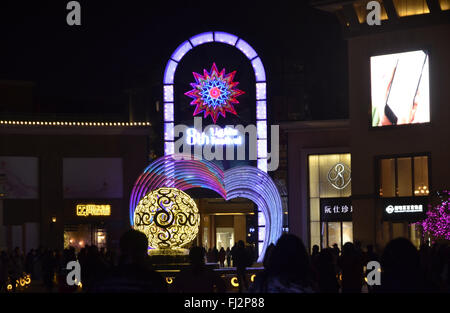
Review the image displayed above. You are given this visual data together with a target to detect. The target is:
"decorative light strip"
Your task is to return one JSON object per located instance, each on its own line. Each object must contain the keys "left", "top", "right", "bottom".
{"left": 189, "top": 32, "right": 214, "bottom": 47}
{"left": 163, "top": 31, "right": 268, "bottom": 173}
{"left": 171, "top": 40, "right": 193, "bottom": 62}
{"left": 251, "top": 57, "right": 266, "bottom": 82}
{"left": 235, "top": 38, "right": 258, "bottom": 60}
{"left": 224, "top": 165, "right": 283, "bottom": 261}
{"left": 214, "top": 31, "right": 238, "bottom": 46}
{"left": 129, "top": 154, "right": 283, "bottom": 262}
{"left": 0, "top": 120, "right": 151, "bottom": 127}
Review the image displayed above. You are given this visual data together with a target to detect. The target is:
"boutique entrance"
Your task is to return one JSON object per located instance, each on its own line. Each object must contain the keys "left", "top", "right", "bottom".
{"left": 63, "top": 224, "right": 107, "bottom": 251}
{"left": 190, "top": 193, "right": 257, "bottom": 251}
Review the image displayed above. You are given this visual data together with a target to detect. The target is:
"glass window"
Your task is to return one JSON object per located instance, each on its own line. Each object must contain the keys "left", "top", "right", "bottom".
{"left": 380, "top": 158, "right": 396, "bottom": 197}
{"left": 308, "top": 153, "right": 352, "bottom": 251}
{"left": 392, "top": 222, "right": 405, "bottom": 239}
{"left": 310, "top": 198, "right": 320, "bottom": 222}
{"left": 328, "top": 222, "right": 341, "bottom": 248}
{"left": 342, "top": 222, "right": 353, "bottom": 245}
{"left": 397, "top": 157, "right": 412, "bottom": 196}
{"left": 310, "top": 221, "right": 321, "bottom": 252}
{"left": 321, "top": 222, "right": 328, "bottom": 249}
{"left": 309, "top": 155, "right": 320, "bottom": 198}
{"left": 414, "top": 156, "right": 429, "bottom": 195}
{"left": 379, "top": 155, "right": 429, "bottom": 198}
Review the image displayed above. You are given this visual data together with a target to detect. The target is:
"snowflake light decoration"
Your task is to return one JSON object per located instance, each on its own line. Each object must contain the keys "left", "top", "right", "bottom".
{"left": 185, "top": 63, "right": 244, "bottom": 123}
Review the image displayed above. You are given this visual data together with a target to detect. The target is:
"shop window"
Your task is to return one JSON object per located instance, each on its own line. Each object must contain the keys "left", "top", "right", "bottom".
{"left": 378, "top": 155, "right": 429, "bottom": 197}
{"left": 216, "top": 227, "right": 234, "bottom": 250}
{"left": 414, "top": 156, "right": 429, "bottom": 195}
{"left": 308, "top": 153, "right": 352, "bottom": 251}
{"left": 380, "top": 159, "right": 396, "bottom": 197}
{"left": 397, "top": 158, "right": 412, "bottom": 196}
{"left": 378, "top": 155, "right": 429, "bottom": 248}
{"left": 342, "top": 222, "right": 353, "bottom": 245}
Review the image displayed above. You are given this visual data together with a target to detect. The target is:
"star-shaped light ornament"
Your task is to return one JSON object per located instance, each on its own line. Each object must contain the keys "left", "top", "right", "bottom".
{"left": 185, "top": 63, "right": 244, "bottom": 124}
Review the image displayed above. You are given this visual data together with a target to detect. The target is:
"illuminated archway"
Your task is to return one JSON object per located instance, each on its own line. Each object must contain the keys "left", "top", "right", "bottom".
{"left": 129, "top": 154, "right": 283, "bottom": 262}
{"left": 162, "top": 31, "right": 268, "bottom": 172}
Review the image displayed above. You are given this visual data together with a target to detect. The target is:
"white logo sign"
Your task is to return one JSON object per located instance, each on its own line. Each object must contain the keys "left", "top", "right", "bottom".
{"left": 327, "top": 163, "right": 351, "bottom": 190}
{"left": 186, "top": 127, "right": 242, "bottom": 146}
{"left": 385, "top": 204, "right": 423, "bottom": 214}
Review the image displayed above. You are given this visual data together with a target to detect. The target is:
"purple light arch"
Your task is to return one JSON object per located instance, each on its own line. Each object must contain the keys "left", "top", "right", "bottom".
{"left": 129, "top": 154, "right": 283, "bottom": 262}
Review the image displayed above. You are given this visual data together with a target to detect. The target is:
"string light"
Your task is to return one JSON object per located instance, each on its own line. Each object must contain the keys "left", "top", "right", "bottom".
{"left": 0, "top": 120, "right": 151, "bottom": 127}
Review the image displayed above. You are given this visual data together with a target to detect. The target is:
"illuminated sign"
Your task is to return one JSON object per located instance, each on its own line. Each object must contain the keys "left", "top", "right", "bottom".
{"left": 76, "top": 204, "right": 111, "bottom": 217}
{"left": 371, "top": 50, "right": 430, "bottom": 127}
{"left": 382, "top": 197, "right": 428, "bottom": 221}
{"left": 186, "top": 127, "right": 242, "bottom": 146}
{"left": 327, "top": 163, "right": 351, "bottom": 190}
{"left": 320, "top": 198, "right": 353, "bottom": 222}
{"left": 385, "top": 204, "right": 423, "bottom": 214}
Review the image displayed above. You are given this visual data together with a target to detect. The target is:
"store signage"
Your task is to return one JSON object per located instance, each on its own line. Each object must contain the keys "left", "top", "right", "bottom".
{"left": 382, "top": 197, "right": 428, "bottom": 221}
{"left": 327, "top": 163, "right": 351, "bottom": 190}
{"left": 186, "top": 127, "right": 242, "bottom": 146}
{"left": 320, "top": 198, "right": 353, "bottom": 222}
{"left": 76, "top": 204, "right": 111, "bottom": 217}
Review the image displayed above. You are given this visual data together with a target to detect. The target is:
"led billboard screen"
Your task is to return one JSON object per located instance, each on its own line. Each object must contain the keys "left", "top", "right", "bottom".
{"left": 371, "top": 50, "right": 430, "bottom": 127}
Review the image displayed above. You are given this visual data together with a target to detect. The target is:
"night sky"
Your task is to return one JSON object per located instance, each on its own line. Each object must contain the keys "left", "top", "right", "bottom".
{"left": 0, "top": 1, "right": 348, "bottom": 122}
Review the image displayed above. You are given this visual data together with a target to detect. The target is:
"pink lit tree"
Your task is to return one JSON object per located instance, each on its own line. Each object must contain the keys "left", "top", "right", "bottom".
{"left": 419, "top": 190, "right": 450, "bottom": 241}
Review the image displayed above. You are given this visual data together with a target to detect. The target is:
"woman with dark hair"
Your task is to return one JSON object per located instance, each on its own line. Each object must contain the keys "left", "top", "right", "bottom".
{"left": 249, "top": 234, "right": 314, "bottom": 293}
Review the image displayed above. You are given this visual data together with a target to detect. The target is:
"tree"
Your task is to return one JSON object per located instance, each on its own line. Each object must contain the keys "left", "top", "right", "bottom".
{"left": 419, "top": 190, "right": 450, "bottom": 241}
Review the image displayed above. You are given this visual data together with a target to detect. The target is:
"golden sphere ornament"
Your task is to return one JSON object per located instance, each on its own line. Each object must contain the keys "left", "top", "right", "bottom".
{"left": 133, "top": 187, "right": 200, "bottom": 250}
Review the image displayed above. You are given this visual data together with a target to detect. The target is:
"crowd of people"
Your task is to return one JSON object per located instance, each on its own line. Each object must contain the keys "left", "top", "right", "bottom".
{"left": 1, "top": 230, "right": 449, "bottom": 293}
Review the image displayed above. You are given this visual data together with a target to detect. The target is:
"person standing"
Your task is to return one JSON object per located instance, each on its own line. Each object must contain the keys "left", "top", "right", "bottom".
{"left": 218, "top": 248, "right": 226, "bottom": 267}
{"left": 226, "top": 247, "right": 231, "bottom": 267}
{"left": 234, "top": 241, "right": 250, "bottom": 292}
{"left": 172, "top": 247, "right": 226, "bottom": 293}
{"left": 338, "top": 242, "right": 364, "bottom": 293}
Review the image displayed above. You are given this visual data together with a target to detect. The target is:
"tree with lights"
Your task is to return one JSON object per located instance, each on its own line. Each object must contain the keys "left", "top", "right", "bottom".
{"left": 419, "top": 190, "right": 450, "bottom": 242}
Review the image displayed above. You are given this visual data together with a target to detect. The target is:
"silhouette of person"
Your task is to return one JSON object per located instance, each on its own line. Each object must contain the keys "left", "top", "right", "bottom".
{"left": 374, "top": 237, "right": 433, "bottom": 293}
{"left": 218, "top": 247, "right": 226, "bottom": 267}
{"left": 317, "top": 248, "right": 339, "bottom": 293}
{"left": 89, "top": 229, "right": 166, "bottom": 293}
{"left": 234, "top": 240, "right": 250, "bottom": 292}
{"left": 226, "top": 247, "right": 231, "bottom": 267}
{"left": 172, "top": 246, "right": 226, "bottom": 293}
{"left": 338, "top": 242, "right": 364, "bottom": 293}
{"left": 249, "top": 234, "right": 314, "bottom": 293}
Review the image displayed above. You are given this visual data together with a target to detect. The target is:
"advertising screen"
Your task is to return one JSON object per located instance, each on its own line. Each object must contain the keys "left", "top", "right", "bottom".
{"left": 371, "top": 50, "right": 430, "bottom": 127}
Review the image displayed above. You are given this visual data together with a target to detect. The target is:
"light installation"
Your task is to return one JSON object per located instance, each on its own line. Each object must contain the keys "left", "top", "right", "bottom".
{"left": 419, "top": 190, "right": 450, "bottom": 241}
{"left": 161, "top": 32, "right": 271, "bottom": 256}
{"left": 185, "top": 63, "right": 244, "bottom": 124}
{"left": 163, "top": 31, "right": 268, "bottom": 173}
{"left": 133, "top": 187, "right": 200, "bottom": 249}
{"left": 129, "top": 154, "right": 283, "bottom": 262}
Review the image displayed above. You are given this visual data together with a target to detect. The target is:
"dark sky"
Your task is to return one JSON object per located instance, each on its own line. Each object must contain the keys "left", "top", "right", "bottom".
{"left": 0, "top": 0, "right": 348, "bottom": 121}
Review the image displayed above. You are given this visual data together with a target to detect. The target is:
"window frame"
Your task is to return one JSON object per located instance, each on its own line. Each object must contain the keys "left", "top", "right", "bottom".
{"left": 375, "top": 152, "right": 431, "bottom": 199}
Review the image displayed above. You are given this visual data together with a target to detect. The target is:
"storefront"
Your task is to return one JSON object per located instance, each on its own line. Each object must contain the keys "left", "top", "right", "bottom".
{"left": 63, "top": 202, "right": 116, "bottom": 251}
{"left": 0, "top": 126, "right": 150, "bottom": 251}
{"left": 308, "top": 153, "right": 353, "bottom": 251}
{"left": 195, "top": 197, "right": 256, "bottom": 250}
{"left": 376, "top": 154, "right": 430, "bottom": 248}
